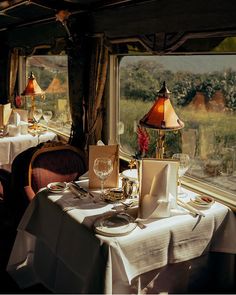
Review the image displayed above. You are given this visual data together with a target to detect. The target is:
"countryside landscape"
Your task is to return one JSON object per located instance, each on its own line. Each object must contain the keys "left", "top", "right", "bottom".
{"left": 120, "top": 56, "right": 236, "bottom": 195}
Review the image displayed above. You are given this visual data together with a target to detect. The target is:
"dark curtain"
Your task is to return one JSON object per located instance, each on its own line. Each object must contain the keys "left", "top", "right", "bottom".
{"left": 0, "top": 45, "right": 10, "bottom": 104}
{"left": 8, "top": 48, "right": 19, "bottom": 105}
{"left": 84, "top": 36, "right": 109, "bottom": 147}
{"left": 68, "top": 35, "right": 108, "bottom": 151}
{"left": 68, "top": 36, "right": 87, "bottom": 149}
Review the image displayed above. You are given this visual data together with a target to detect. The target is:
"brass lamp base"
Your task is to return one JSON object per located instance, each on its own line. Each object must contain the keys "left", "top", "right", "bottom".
{"left": 156, "top": 130, "right": 165, "bottom": 159}
{"left": 28, "top": 95, "right": 36, "bottom": 121}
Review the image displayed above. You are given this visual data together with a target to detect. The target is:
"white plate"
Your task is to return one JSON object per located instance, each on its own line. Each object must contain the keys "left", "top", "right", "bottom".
{"left": 94, "top": 212, "right": 137, "bottom": 236}
{"left": 47, "top": 182, "right": 67, "bottom": 193}
{"left": 189, "top": 196, "right": 214, "bottom": 209}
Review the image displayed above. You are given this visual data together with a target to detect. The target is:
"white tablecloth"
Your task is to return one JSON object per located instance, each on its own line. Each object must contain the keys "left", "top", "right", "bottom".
{"left": 0, "top": 132, "right": 57, "bottom": 167}
{"left": 7, "top": 184, "right": 236, "bottom": 294}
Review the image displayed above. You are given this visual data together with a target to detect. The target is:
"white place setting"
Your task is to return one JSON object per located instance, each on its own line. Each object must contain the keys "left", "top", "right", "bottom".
{"left": 6, "top": 155, "right": 236, "bottom": 294}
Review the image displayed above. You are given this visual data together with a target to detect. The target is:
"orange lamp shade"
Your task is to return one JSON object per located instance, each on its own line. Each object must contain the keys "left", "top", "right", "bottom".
{"left": 21, "top": 72, "right": 45, "bottom": 96}
{"left": 140, "top": 82, "right": 184, "bottom": 130}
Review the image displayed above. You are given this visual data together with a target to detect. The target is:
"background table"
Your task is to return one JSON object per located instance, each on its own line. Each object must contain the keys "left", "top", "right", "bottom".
{"left": 0, "top": 131, "right": 57, "bottom": 170}
{"left": 7, "top": 183, "right": 236, "bottom": 294}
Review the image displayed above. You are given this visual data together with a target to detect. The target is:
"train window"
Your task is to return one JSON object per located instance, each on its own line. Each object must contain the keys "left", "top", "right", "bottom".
{"left": 25, "top": 55, "right": 71, "bottom": 135}
{"left": 119, "top": 55, "right": 236, "bottom": 200}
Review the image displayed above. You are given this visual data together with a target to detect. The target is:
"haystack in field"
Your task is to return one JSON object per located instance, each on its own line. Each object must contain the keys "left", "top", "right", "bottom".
{"left": 45, "top": 77, "right": 67, "bottom": 94}
{"left": 186, "top": 91, "right": 208, "bottom": 112}
{"left": 207, "top": 90, "right": 226, "bottom": 112}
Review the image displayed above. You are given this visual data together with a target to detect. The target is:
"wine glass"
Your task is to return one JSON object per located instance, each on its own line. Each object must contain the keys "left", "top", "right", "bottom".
{"left": 93, "top": 157, "right": 113, "bottom": 197}
{"left": 172, "top": 153, "right": 190, "bottom": 198}
{"left": 33, "top": 108, "right": 42, "bottom": 128}
{"left": 43, "top": 110, "right": 53, "bottom": 130}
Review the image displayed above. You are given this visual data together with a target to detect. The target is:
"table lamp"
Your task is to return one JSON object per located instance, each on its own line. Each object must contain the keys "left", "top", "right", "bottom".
{"left": 139, "top": 81, "right": 184, "bottom": 158}
{"left": 21, "top": 72, "right": 45, "bottom": 120}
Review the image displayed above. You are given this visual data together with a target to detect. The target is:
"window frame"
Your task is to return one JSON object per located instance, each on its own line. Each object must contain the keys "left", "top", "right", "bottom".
{"left": 18, "top": 54, "right": 71, "bottom": 138}
{"left": 110, "top": 53, "right": 236, "bottom": 210}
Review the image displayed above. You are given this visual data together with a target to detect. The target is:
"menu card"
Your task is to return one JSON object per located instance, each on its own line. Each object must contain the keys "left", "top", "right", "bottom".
{"left": 0, "top": 103, "right": 12, "bottom": 127}
{"left": 89, "top": 144, "right": 119, "bottom": 189}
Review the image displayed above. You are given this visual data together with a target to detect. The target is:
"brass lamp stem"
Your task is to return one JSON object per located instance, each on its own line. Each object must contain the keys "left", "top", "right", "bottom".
{"left": 28, "top": 95, "right": 35, "bottom": 121}
{"left": 156, "top": 129, "right": 165, "bottom": 158}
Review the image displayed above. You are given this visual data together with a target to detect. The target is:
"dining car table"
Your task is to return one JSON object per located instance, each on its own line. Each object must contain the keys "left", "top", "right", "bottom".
{"left": 0, "top": 131, "right": 57, "bottom": 171}
{"left": 6, "top": 178, "right": 236, "bottom": 294}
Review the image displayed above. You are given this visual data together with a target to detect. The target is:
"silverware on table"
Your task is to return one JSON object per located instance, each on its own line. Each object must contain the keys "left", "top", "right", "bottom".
{"left": 125, "top": 213, "right": 146, "bottom": 229}
{"left": 135, "top": 219, "right": 147, "bottom": 229}
{"left": 121, "top": 200, "right": 138, "bottom": 208}
{"left": 68, "top": 183, "right": 87, "bottom": 199}
{"left": 177, "top": 198, "right": 205, "bottom": 217}
{"left": 71, "top": 181, "right": 88, "bottom": 193}
{"left": 69, "top": 181, "right": 96, "bottom": 200}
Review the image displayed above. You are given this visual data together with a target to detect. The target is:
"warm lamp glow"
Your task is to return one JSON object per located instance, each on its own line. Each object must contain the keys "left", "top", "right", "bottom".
{"left": 140, "top": 81, "right": 184, "bottom": 158}
{"left": 21, "top": 72, "right": 45, "bottom": 96}
{"left": 21, "top": 72, "right": 45, "bottom": 120}
{"left": 140, "top": 82, "right": 184, "bottom": 130}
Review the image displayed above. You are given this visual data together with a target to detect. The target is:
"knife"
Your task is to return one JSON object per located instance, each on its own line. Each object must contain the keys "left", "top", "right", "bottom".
{"left": 68, "top": 183, "right": 86, "bottom": 199}
{"left": 71, "top": 181, "right": 88, "bottom": 193}
{"left": 71, "top": 181, "right": 96, "bottom": 199}
{"left": 177, "top": 199, "right": 205, "bottom": 217}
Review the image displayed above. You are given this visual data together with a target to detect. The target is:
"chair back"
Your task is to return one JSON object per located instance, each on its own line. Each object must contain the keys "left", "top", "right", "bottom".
{"left": 28, "top": 143, "right": 87, "bottom": 195}
{"left": 6, "top": 142, "right": 87, "bottom": 224}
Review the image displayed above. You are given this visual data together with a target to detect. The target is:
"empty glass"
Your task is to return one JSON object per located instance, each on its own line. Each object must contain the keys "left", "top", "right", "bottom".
{"left": 43, "top": 110, "right": 53, "bottom": 130}
{"left": 172, "top": 153, "right": 190, "bottom": 198}
{"left": 33, "top": 108, "right": 42, "bottom": 128}
{"left": 93, "top": 157, "right": 113, "bottom": 196}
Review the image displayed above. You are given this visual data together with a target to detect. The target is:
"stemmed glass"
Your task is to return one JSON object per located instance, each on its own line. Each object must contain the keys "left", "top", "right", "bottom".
{"left": 43, "top": 110, "right": 53, "bottom": 130}
{"left": 33, "top": 108, "right": 42, "bottom": 128}
{"left": 172, "top": 153, "right": 190, "bottom": 198}
{"left": 93, "top": 157, "right": 113, "bottom": 197}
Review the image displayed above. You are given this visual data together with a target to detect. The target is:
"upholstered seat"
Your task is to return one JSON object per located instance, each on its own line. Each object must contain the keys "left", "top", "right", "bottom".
{"left": 0, "top": 142, "right": 87, "bottom": 224}
{"left": 26, "top": 143, "right": 87, "bottom": 199}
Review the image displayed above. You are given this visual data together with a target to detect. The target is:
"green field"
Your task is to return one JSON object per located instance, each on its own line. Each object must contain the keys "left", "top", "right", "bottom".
{"left": 120, "top": 98, "right": 236, "bottom": 160}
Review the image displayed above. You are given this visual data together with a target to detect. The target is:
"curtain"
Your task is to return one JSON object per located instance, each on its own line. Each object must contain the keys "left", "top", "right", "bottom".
{"left": 68, "top": 35, "right": 109, "bottom": 150}
{"left": 84, "top": 36, "right": 109, "bottom": 147}
{"left": 0, "top": 45, "right": 10, "bottom": 104}
{"left": 68, "top": 37, "right": 87, "bottom": 149}
{"left": 8, "top": 48, "right": 19, "bottom": 105}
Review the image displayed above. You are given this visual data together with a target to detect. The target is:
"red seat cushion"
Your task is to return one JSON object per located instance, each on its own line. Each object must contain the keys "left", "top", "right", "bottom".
{"left": 31, "top": 149, "right": 86, "bottom": 193}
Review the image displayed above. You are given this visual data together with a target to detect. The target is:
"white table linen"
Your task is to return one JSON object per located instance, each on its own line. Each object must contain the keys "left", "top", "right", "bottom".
{"left": 7, "top": 183, "right": 236, "bottom": 294}
{"left": 0, "top": 132, "right": 57, "bottom": 167}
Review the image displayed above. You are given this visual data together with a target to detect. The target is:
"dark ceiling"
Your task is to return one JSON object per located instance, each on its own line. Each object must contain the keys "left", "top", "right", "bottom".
{"left": 1, "top": 0, "right": 236, "bottom": 34}
{"left": 1, "top": 0, "right": 236, "bottom": 53}
{"left": 0, "top": 0, "right": 149, "bottom": 32}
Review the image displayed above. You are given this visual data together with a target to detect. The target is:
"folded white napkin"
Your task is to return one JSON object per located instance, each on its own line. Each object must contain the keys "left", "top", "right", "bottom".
{"left": 139, "top": 164, "right": 171, "bottom": 219}
{"left": 19, "top": 121, "right": 29, "bottom": 135}
{"left": 97, "top": 140, "right": 105, "bottom": 146}
{"left": 9, "top": 111, "right": 21, "bottom": 126}
{"left": 8, "top": 124, "right": 21, "bottom": 137}
{"left": 14, "top": 112, "right": 21, "bottom": 126}
{"left": 15, "top": 109, "right": 28, "bottom": 122}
